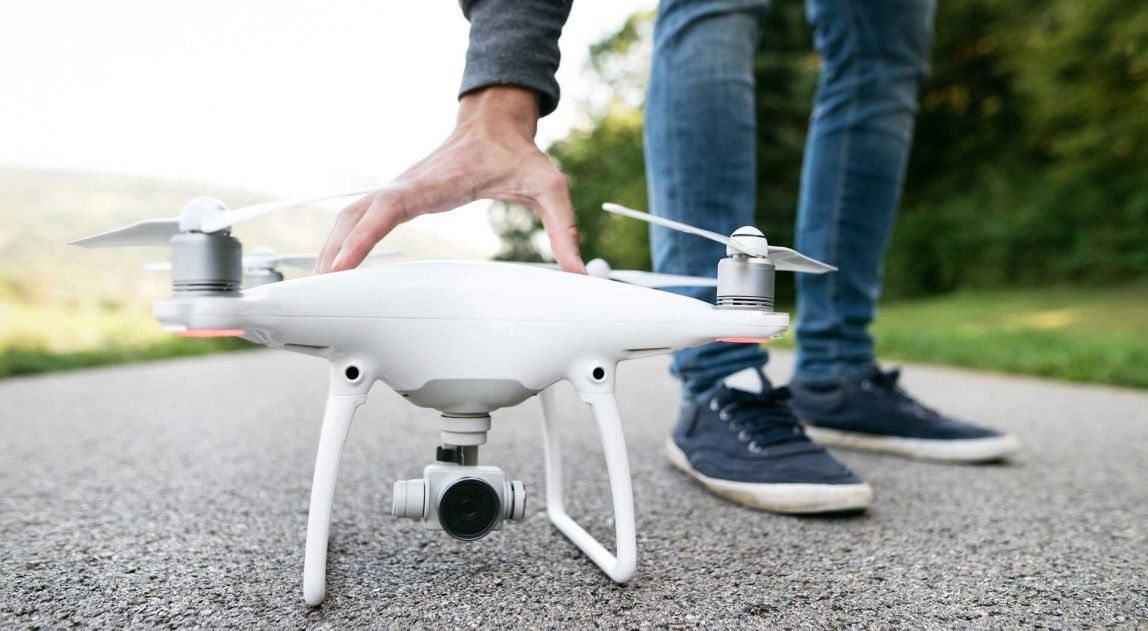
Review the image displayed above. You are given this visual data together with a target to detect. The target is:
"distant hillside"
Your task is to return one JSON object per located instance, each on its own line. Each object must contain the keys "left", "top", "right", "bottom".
{"left": 0, "top": 168, "right": 481, "bottom": 307}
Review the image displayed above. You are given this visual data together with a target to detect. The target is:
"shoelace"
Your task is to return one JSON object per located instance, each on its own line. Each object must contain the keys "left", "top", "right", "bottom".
{"left": 862, "top": 368, "right": 938, "bottom": 418}
{"left": 710, "top": 386, "right": 808, "bottom": 452}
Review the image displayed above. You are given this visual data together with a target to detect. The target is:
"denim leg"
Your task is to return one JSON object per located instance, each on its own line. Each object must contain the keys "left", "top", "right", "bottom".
{"left": 646, "top": 0, "right": 771, "bottom": 402}
{"left": 793, "top": 0, "right": 936, "bottom": 382}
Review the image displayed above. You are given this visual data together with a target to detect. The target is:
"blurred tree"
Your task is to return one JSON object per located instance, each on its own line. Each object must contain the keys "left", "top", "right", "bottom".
{"left": 889, "top": 0, "right": 1148, "bottom": 294}
{"left": 492, "top": 0, "right": 1148, "bottom": 296}
{"left": 491, "top": 11, "right": 654, "bottom": 271}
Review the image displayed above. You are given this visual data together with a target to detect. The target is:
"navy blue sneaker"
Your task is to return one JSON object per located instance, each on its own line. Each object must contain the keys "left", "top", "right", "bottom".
{"left": 667, "top": 367, "right": 873, "bottom": 514}
{"left": 790, "top": 366, "right": 1021, "bottom": 463}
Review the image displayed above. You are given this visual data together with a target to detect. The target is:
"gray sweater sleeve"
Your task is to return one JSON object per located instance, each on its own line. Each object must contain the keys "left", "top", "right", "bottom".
{"left": 458, "top": 0, "right": 574, "bottom": 117}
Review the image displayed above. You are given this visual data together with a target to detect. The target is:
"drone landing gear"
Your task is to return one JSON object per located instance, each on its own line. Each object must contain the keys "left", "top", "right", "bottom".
{"left": 303, "top": 364, "right": 372, "bottom": 607}
{"left": 539, "top": 386, "right": 637, "bottom": 584}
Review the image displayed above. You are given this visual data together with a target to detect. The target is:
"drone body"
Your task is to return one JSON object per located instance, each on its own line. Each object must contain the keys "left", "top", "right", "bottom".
{"left": 158, "top": 261, "right": 788, "bottom": 414}
{"left": 72, "top": 192, "right": 833, "bottom": 606}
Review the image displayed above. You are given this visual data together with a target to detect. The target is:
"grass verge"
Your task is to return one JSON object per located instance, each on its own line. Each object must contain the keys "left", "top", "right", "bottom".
{"left": 0, "top": 338, "right": 253, "bottom": 378}
{"left": 773, "top": 284, "right": 1148, "bottom": 388}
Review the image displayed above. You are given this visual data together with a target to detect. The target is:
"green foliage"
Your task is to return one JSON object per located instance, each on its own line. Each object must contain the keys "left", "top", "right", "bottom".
{"left": 493, "top": 0, "right": 1148, "bottom": 298}
{"left": 544, "top": 106, "right": 651, "bottom": 270}
{"left": 0, "top": 338, "right": 253, "bottom": 379}
{"left": 890, "top": 0, "right": 1148, "bottom": 295}
{"left": 491, "top": 105, "right": 650, "bottom": 269}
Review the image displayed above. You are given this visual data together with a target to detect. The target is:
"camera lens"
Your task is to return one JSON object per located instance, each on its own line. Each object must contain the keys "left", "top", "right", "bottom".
{"left": 438, "top": 477, "right": 500, "bottom": 541}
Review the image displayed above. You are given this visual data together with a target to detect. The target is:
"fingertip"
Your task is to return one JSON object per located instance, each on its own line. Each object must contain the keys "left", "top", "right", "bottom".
{"left": 556, "top": 251, "right": 587, "bottom": 275}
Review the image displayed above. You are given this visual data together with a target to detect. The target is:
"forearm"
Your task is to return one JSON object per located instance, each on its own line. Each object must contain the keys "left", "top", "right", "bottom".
{"left": 458, "top": 0, "right": 573, "bottom": 117}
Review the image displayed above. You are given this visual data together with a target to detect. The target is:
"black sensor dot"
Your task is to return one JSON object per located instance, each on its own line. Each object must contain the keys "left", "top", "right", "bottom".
{"left": 344, "top": 366, "right": 360, "bottom": 381}
{"left": 592, "top": 367, "right": 606, "bottom": 381}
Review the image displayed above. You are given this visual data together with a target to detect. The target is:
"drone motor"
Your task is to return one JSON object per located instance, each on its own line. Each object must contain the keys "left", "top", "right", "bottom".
{"left": 170, "top": 231, "right": 244, "bottom": 294}
{"left": 716, "top": 254, "right": 776, "bottom": 311}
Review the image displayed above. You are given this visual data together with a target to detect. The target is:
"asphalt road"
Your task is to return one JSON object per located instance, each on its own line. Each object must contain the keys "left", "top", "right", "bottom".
{"left": 2, "top": 350, "right": 1145, "bottom": 629}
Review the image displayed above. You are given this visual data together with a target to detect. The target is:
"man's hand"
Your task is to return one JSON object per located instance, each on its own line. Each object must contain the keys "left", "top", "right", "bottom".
{"left": 316, "top": 86, "right": 585, "bottom": 275}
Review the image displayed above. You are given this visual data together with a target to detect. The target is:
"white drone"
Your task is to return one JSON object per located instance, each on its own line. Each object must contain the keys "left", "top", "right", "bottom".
{"left": 71, "top": 192, "right": 834, "bottom": 606}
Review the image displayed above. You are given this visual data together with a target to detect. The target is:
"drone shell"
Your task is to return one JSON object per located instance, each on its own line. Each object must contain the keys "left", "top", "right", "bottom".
{"left": 154, "top": 261, "right": 787, "bottom": 413}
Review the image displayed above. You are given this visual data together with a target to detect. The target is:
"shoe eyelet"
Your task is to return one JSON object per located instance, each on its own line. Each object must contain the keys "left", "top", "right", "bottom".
{"left": 709, "top": 400, "right": 720, "bottom": 411}
{"left": 737, "top": 430, "right": 751, "bottom": 443}
{"left": 718, "top": 410, "right": 731, "bottom": 421}
{"left": 861, "top": 380, "right": 875, "bottom": 392}
{"left": 747, "top": 441, "right": 765, "bottom": 454}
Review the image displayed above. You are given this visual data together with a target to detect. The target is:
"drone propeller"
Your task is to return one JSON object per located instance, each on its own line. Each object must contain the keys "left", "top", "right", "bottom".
{"left": 584, "top": 258, "right": 716, "bottom": 288}
{"left": 607, "top": 269, "right": 717, "bottom": 288}
{"left": 144, "top": 249, "right": 401, "bottom": 273}
{"left": 70, "top": 185, "right": 400, "bottom": 249}
{"left": 519, "top": 259, "right": 717, "bottom": 288}
{"left": 73, "top": 218, "right": 186, "bottom": 249}
{"left": 601, "top": 203, "right": 836, "bottom": 273}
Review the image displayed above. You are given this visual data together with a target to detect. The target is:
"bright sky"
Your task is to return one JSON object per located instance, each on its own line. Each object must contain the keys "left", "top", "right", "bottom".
{"left": 0, "top": 0, "right": 655, "bottom": 256}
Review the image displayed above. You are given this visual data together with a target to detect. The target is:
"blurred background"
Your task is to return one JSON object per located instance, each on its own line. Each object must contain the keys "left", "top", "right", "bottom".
{"left": 1, "top": 0, "right": 1145, "bottom": 387}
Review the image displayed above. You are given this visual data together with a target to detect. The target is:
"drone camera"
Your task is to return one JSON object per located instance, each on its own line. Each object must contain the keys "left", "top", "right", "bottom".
{"left": 393, "top": 464, "right": 526, "bottom": 541}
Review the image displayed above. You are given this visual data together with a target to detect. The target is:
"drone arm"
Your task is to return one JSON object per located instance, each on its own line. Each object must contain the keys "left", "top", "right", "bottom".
{"left": 302, "top": 364, "right": 373, "bottom": 607}
{"left": 539, "top": 381, "right": 637, "bottom": 583}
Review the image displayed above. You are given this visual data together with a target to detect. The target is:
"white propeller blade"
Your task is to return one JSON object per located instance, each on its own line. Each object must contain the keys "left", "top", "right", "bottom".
{"left": 761, "top": 247, "right": 837, "bottom": 274}
{"left": 609, "top": 269, "right": 717, "bottom": 288}
{"left": 271, "top": 251, "right": 402, "bottom": 270}
{"left": 601, "top": 202, "right": 836, "bottom": 273}
{"left": 72, "top": 184, "right": 405, "bottom": 249}
{"left": 144, "top": 251, "right": 401, "bottom": 273}
{"left": 69, "top": 218, "right": 181, "bottom": 248}
{"left": 196, "top": 186, "right": 399, "bottom": 234}
{"left": 601, "top": 203, "right": 751, "bottom": 255}
{"left": 514, "top": 259, "right": 716, "bottom": 287}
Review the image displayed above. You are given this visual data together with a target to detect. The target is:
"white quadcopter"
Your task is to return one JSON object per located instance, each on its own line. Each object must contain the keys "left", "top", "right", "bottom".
{"left": 71, "top": 192, "right": 835, "bottom": 606}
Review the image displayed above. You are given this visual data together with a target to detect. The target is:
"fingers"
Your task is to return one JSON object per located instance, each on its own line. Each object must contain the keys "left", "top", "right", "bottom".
{"left": 315, "top": 122, "right": 585, "bottom": 275}
{"left": 532, "top": 173, "right": 585, "bottom": 274}
{"left": 328, "top": 192, "right": 411, "bottom": 272}
{"left": 316, "top": 194, "right": 373, "bottom": 273}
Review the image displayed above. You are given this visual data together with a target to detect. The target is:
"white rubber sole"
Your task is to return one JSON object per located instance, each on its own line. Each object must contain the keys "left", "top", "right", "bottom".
{"left": 665, "top": 440, "right": 873, "bottom": 514}
{"left": 803, "top": 426, "right": 1021, "bottom": 463}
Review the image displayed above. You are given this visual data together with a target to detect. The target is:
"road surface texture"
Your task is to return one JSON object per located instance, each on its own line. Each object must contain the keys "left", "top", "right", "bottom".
{"left": 2, "top": 350, "right": 1145, "bottom": 629}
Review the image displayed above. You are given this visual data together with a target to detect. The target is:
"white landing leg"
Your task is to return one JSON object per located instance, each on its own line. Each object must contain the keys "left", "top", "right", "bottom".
{"left": 303, "top": 381, "right": 369, "bottom": 606}
{"left": 539, "top": 385, "right": 636, "bottom": 583}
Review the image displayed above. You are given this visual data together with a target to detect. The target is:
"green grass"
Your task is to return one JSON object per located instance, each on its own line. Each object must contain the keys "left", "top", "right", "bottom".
{"left": 772, "top": 284, "right": 1148, "bottom": 388}
{"left": 0, "top": 302, "right": 254, "bottom": 378}
{"left": 0, "top": 337, "right": 253, "bottom": 378}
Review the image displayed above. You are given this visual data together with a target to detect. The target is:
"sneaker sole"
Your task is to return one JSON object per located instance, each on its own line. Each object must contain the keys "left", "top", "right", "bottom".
{"left": 665, "top": 440, "right": 873, "bottom": 514}
{"left": 803, "top": 426, "right": 1021, "bottom": 463}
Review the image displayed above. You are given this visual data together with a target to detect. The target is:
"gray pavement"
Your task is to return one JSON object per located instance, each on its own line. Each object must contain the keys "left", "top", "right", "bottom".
{"left": 2, "top": 350, "right": 1145, "bottom": 629}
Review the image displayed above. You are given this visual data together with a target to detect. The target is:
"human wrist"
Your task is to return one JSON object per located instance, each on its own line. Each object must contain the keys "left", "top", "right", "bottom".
{"left": 457, "top": 86, "right": 540, "bottom": 139}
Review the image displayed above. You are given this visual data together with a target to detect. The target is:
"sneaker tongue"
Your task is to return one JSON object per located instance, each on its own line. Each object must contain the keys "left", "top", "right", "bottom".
{"left": 722, "top": 366, "right": 768, "bottom": 394}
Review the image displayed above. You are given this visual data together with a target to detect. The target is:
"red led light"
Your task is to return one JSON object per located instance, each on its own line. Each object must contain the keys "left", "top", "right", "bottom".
{"left": 716, "top": 337, "right": 771, "bottom": 344}
{"left": 176, "top": 329, "right": 246, "bottom": 338}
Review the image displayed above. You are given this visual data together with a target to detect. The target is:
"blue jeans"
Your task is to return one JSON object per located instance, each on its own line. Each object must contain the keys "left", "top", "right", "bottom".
{"left": 645, "top": 0, "right": 935, "bottom": 400}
